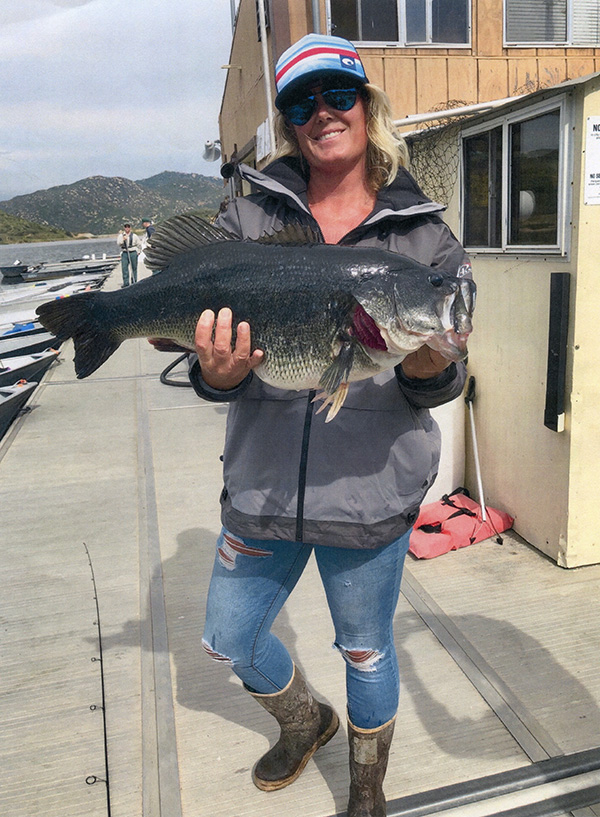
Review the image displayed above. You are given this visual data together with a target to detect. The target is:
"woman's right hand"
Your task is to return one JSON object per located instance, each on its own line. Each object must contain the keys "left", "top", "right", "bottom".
{"left": 195, "top": 307, "right": 264, "bottom": 390}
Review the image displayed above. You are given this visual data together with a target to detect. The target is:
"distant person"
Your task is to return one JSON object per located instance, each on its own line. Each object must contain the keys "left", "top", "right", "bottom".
{"left": 117, "top": 222, "right": 141, "bottom": 286}
{"left": 141, "top": 218, "right": 155, "bottom": 248}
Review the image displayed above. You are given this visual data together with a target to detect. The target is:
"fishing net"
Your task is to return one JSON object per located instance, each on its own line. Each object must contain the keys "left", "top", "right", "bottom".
{"left": 405, "top": 100, "right": 474, "bottom": 206}
{"left": 405, "top": 78, "right": 557, "bottom": 206}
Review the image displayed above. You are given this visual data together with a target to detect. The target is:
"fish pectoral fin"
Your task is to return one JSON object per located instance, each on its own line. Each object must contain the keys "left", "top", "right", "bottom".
{"left": 318, "top": 337, "right": 356, "bottom": 395}
{"left": 313, "top": 383, "right": 349, "bottom": 423}
{"left": 313, "top": 337, "right": 356, "bottom": 422}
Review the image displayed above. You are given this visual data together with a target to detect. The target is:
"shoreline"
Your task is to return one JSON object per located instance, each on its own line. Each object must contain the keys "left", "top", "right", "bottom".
{"left": 0, "top": 232, "right": 140, "bottom": 246}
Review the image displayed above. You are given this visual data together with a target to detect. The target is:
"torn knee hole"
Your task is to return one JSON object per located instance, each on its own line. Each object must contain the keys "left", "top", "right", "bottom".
{"left": 202, "top": 638, "right": 233, "bottom": 665}
{"left": 335, "top": 644, "right": 383, "bottom": 672}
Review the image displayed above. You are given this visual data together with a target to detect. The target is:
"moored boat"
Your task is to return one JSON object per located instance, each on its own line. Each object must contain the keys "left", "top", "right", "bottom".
{"left": 0, "top": 264, "right": 28, "bottom": 283}
{"left": 0, "top": 333, "right": 59, "bottom": 359}
{"left": 0, "top": 380, "right": 37, "bottom": 440}
{"left": 1, "top": 257, "right": 118, "bottom": 284}
{"left": 1, "top": 320, "right": 46, "bottom": 338}
{"left": 0, "top": 349, "right": 59, "bottom": 387}
{"left": 0, "top": 272, "right": 110, "bottom": 308}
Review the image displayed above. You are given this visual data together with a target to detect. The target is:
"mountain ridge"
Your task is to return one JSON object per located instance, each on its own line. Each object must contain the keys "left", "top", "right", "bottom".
{"left": 0, "top": 209, "right": 73, "bottom": 245}
{"left": 0, "top": 171, "right": 226, "bottom": 236}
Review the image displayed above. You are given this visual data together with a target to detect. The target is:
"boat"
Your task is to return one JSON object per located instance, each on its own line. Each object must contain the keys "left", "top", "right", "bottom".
{"left": 1, "top": 257, "right": 118, "bottom": 284}
{"left": 0, "top": 333, "right": 59, "bottom": 359}
{"left": 0, "top": 380, "right": 38, "bottom": 440}
{"left": 1, "top": 320, "right": 46, "bottom": 338}
{"left": 0, "top": 307, "right": 37, "bottom": 327}
{"left": 0, "top": 349, "right": 59, "bottom": 387}
{"left": 0, "top": 272, "right": 110, "bottom": 308}
{"left": 0, "top": 264, "right": 28, "bottom": 283}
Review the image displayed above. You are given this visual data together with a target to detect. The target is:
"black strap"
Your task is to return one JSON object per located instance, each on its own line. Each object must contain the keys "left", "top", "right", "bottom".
{"left": 295, "top": 391, "right": 315, "bottom": 542}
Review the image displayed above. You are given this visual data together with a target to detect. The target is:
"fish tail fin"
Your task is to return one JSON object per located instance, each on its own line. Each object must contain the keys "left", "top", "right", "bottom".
{"left": 36, "top": 292, "right": 121, "bottom": 378}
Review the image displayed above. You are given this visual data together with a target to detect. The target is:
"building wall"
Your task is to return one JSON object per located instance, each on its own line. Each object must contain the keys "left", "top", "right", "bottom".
{"left": 220, "top": 0, "right": 600, "bottom": 164}
{"left": 565, "top": 77, "right": 600, "bottom": 567}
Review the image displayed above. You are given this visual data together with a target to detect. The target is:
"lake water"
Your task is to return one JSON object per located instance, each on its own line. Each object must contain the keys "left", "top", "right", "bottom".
{"left": 0, "top": 237, "right": 118, "bottom": 267}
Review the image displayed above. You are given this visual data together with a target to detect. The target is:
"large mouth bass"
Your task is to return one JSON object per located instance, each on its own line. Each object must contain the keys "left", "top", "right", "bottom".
{"left": 36, "top": 214, "right": 475, "bottom": 421}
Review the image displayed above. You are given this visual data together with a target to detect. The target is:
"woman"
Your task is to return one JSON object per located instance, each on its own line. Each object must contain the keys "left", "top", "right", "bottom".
{"left": 190, "top": 34, "right": 470, "bottom": 817}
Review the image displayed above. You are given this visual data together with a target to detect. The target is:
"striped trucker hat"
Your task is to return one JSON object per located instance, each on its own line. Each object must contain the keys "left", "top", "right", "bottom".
{"left": 274, "top": 33, "right": 368, "bottom": 110}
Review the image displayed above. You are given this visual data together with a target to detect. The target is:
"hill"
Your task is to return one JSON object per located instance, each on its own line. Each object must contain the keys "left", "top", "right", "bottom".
{"left": 0, "top": 209, "right": 72, "bottom": 245}
{"left": 0, "top": 172, "right": 226, "bottom": 236}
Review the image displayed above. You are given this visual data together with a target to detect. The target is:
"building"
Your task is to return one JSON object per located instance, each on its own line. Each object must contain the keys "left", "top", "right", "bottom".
{"left": 425, "top": 72, "right": 600, "bottom": 568}
{"left": 215, "top": 2, "right": 600, "bottom": 567}
{"left": 218, "top": 0, "right": 600, "bottom": 173}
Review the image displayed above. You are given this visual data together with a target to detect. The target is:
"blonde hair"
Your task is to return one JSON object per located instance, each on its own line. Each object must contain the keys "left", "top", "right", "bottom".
{"left": 272, "top": 83, "right": 409, "bottom": 193}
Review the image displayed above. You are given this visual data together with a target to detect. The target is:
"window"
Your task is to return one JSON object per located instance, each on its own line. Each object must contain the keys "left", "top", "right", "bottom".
{"left": 505, "top": 0, "right": 600, "bottom": 46}
{"left": 462, "top": 102, "right": 568, "bottom": 252}
{"left": 255, "top": 0, "right": 270, "bottom": 41}
{"left": 463, "top": 127, "right": 503, "bottom": 248}
{"left": 329, "top": 0, "right": 470, "bottom": 45}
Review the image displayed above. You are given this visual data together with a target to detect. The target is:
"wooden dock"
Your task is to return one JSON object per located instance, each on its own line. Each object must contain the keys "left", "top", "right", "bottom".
{"left": 1, "top": 265, "right": 600, "bottom": 817}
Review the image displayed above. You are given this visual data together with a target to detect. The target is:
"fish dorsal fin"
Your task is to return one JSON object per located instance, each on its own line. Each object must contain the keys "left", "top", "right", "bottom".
{"left": 255, "top": 223, "right": 321, "bottom": 246}
{"left": 144, "top": 213, "right": 236, "bottom": 270}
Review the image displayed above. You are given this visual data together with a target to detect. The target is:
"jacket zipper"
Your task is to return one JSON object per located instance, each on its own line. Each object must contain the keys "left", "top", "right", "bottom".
{"left": 295, "top": 389, "right": 316, "bottom": 542}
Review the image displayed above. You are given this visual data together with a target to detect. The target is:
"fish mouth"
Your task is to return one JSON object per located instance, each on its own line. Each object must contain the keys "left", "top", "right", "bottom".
{"left": 429, "top": 280, "right": 475, "bottom": 360}
{"left": 427, "top": 328, "right": 471, "bottom": 360}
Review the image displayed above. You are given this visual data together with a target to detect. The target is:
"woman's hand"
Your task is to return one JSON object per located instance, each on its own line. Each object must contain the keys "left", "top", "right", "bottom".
{"left": 400, "top": 345, "right": 451, "bottom": 380}
{"left": 195, "top": 307, "right": 264, "bottom": 390}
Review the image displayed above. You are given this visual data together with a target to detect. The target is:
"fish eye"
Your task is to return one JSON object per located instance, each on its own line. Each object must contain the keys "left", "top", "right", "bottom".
{"left": 428, "top": 273, "right": 444, "bottom": 287}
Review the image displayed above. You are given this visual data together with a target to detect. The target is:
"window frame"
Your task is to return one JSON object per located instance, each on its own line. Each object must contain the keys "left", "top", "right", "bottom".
{"left": 504, "top": 0, "right": 600, "bottom": 47}
{"left": 460, "top": 96, "right": 572, "bottom": 255}
{"left": 326, "top": 0, "right": 472, "bottom": 48}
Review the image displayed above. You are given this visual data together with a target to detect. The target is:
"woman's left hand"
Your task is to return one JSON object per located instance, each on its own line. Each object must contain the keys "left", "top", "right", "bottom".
{"left": 400, "top": 345, "right": 451, "bottom": 379}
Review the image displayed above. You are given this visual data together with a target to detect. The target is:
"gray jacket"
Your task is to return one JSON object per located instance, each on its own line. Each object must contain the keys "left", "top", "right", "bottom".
{"left": 190, "top": 158, "right": 470, "bottom": 549}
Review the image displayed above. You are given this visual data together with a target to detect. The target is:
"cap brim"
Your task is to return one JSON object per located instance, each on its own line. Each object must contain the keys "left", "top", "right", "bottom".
{"left": 275, "top": 70, "right": 367, "bottom": 111}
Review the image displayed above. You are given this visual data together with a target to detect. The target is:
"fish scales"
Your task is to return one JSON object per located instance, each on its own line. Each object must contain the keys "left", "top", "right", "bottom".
{"left": 35, "top": 215, "right": 475, "bottom": 420}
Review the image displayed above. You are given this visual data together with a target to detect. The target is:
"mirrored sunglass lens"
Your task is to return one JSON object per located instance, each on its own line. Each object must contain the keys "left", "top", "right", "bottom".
{"left": 285, "top": 88, "right": 359, "bottom": 125}
{"left": 286, "top": 98, "right": 316, "bottom": 125}
{"left": 322, "top": 89, "right": 358, "bottom": 110}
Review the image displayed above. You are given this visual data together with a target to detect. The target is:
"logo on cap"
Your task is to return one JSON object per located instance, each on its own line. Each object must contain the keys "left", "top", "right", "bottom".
{"left": 340, "top": 56, "right": 358, "bottom": 70}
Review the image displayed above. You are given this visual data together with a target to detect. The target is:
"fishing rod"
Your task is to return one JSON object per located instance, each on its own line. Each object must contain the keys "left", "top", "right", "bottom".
{"left": 83, "top": 542, "right": 112, "bottom": 816}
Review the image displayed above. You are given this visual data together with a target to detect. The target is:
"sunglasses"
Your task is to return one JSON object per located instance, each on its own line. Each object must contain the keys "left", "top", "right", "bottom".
{"left": 283, "top": 88, "right": 360, "bottom": 126}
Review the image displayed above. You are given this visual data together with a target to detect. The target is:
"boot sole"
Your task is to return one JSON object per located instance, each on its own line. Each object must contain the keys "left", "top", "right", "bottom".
{"left": 252, "top": 709, "right": 340, "bottom": 792}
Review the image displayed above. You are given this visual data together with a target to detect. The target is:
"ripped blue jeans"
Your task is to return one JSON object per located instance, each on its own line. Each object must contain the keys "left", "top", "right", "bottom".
{"left": 202, "top": 527, "right": 411, "bottom": 729}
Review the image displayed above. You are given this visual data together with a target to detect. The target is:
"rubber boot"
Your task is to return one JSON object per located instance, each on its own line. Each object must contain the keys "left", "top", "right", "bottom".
{"left": 248, "top": 665, "right": 339, "bottom": 791}
{"left": 347, "top": 717, "right": 396, "bottom": 817}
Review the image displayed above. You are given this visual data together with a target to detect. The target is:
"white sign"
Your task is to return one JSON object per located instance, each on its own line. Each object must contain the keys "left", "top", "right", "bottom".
{"left": 584, "top": 116, "right": 600, "bottom": 204}
{"left": 256, "top": 118, "right": 272, "bottom": 162}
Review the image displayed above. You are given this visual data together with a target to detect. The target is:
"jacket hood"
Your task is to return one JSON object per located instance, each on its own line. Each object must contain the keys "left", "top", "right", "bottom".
{"left": 234, "top": 157, "right": 446, "bottom": 222}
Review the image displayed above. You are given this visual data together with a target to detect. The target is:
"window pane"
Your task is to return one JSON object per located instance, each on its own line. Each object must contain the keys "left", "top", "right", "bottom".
{"left": 331, "top": 0, "right": 359, "bottom": 40}
{"left": 505, "top": 0, "right": 566, "bottom": 43}
{"left": 361, "top": 0, "right": 399, "bottom": 40}
{"left": 509, "top": 110, "right": 560, "bottom": 246}
{"left": 432, "top": 0, "right": 468, "bottom": 43}
{"left": 406, "top": 0, "right": 427, "bottom": 41}
{"left": 463, "top": 129, "right": 502, "bottom": 248}
{"left": 572, "top": 0, "right": 600, "bottom": 45}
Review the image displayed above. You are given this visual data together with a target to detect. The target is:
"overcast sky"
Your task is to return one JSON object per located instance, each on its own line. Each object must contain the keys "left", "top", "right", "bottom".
{"left": 0, "top": 0, "right": 235, "bottom": 201}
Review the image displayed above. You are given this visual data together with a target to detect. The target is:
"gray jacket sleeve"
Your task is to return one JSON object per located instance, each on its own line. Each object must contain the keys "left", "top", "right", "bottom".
{"left": 188, "top": 355, "right": 254, "bottom": 402}
{"left": 396, "top": 360, "right": 467, "bottom": 408}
